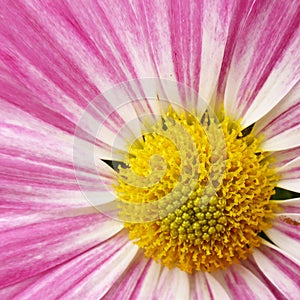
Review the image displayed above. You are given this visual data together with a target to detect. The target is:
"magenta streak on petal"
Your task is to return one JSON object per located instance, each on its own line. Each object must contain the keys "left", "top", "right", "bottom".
{"left": 217, "top": 0, "right": 256, "bottom": 96}
{"left": 253, "top": 245, "right": 300, "bottom": 298}
{"left": 12, "top": 232, "right": 131, "bottom": 299}
{"left": 0, "top": 78, "right": 76, "bottom": 135}
{"left": 0, "top": 3, "right": 98, "bottom": 106}
{"left": 134, "top": 0, "right": 167, "bottom": 78}
{"left": 0, "top": 123, "right": 74, "bottom": 171}
{"left": 258, "top": 102, "right": 300, "bottom": 139}
{"left": 102, "top": 251, "right": 149, "bottom": 300}
{"left": 278, "top": 158, "right": 300, "bottom": 180}
{"left": 273, "top": 216, "right": 300, "bottom": 242}
{"left": 0, "top": 150, "right": 103, "bottom": 192}
{"left": 237, "top": 3, "right": 300, "bottom": 117}
{"left": 0, "top": 213, "right": 122, "bottom": 289}
{"left": 243, "top": 255, "right": 286, "bottom": 299}
{"left": 225, "top": 267, "right": 256, "bottom": 300}
{"left": 259, "top": 246, "right": 300, "bottom": 285}
{"left": 0, "top": 273, "right": 42, "bottom": 300}
{"left": 273, "top": 198, "right": 300, "bottom": 214}
{"left": 224, "top": 0, "right": 300, "bottom": 122}
{"left": 271, "top": 146, "right": 300, "bottom": 168}
{"left": 61, "top": 0, "right": 146, "bottom": 88}
{"left": 205, "top": 275, "right": 214, "bottom": 299}
{"left": 0, "top": 1, "right": 154, "bottom": 139}
{"left": 169, "top": 0, "right": 202, "bottom": 103}
{"left": 129, "top": 259, "right": 157, "bottom": 299}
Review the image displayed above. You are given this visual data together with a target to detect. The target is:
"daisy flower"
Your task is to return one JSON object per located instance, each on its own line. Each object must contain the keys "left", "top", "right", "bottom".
{"left": 1, "top": 0, "right": 300, "bottom": 299}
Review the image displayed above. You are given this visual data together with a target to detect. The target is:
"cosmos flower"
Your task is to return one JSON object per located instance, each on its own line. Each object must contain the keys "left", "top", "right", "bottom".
{"left": 1, "top": 0, "right": 300, "bottom": 299}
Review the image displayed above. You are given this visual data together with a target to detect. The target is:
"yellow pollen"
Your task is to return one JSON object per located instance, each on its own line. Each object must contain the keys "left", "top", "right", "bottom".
{"left": 114, "top": 106, "right": 279, "bottom": 273}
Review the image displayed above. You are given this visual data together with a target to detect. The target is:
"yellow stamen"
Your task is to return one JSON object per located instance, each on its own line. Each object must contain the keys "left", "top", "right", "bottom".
{"left": 114, "top": 106, "right": 278, "bottom": 273}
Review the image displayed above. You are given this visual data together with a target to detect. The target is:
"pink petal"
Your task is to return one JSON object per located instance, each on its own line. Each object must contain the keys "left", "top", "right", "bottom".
{"left": 0, "top": 213, "right": 123, "bottom": 288}
{"left": 1, "top": 1, "right": 154, "bottom": 159}
{"left": 154, "top": 267, "right": 190, "bottom": 300}
{"left": 253, "top": 244, "right": 300, "bottom": 299}
{"left": 240, "top": 257, "right": 285, "bottom": 300}
{"left": 276, "top": 157, "right": 300, "bottom": 193}
{"left": 253, "top": 81, "right": 300, "bottom": 151}
{"left": 191, "top": 272, "right": 230, "bottom": 300}
{"left": 272, "top": 198, "right": 300, "bottom": 214}
{"left": 103, "top": 252, "right": 160, "bottom": 300}
{"left": 6, "top": 232, "right": 137, "bottom": 299}
{"left": 198, "top": 0, "right": 236, "bottom": 103}
{"left": 269, "top": 146, "right": 300, "bottom": 168}
{"left": 0, "top": 274, "right": 42, "bottom": 300}
{"left": 2, "top": 183, "right": 87, "bottom": 210}
{"left": 224, "top": 264, "right": 276, "bottom": 299}
{"left": 224, "top": 1, "right": 300, "bottom": 127}
{"left": 216, "top": 0, "right": 257, "bottom": 98}
{"left": 266, "top": 214, "right": 300, "bottom": 261}
{"left": 0, "top": 118, "right": 120, "bottom": 210}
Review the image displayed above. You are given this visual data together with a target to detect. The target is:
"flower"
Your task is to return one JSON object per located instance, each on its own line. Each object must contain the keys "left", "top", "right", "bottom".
{"left": 1, "top": 0, "right": 300, "bottom": 299}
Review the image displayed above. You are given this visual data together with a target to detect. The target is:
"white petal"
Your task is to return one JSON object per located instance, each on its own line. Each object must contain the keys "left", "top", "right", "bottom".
{"left": 266, "top": 214, "right": 300, "bottom": 262}
{"left": 276, "top": 157, "right": 300, "bottom": 193}
{"left": 253, "top": 81, "right": 300, "bottom": 151}
{"left": 224, "top": 1, "right": 300, "bottom": 127}
{"left": 224, "top": 264, "right": 276, "bottom": 299}
{"left": 154, "top": 267, "right": 190, "bottom": 300}
{"left": 253, "top": 244, "right": 300, "bottom": 299}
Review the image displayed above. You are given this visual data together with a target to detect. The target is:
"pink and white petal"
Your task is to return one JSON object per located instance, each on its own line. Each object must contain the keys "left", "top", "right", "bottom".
{"left": 129, "top": 260, "right": 161, "bottom": 299}
{"left": 198, "top": 0, "right": 236, "bottom": 104}
{"left": 0, "top": 102, "right": 118, "bottom": 176}
{"left": 191, "top": 272, "right": 230, "bottom": 300}
{"left": 253, "top": 244, "right": 300, "bottom": 299}
{"left": 0, "top": 118, "right": 119, "bottom": 209}
{"left": 131, "top": 0, "right": 175, "bottom": 79}
{"left": 168, "top": 0, "right": 202, "bottom": 97}
{"left": 272, "top": 198, "right": 300, "bottom": 214}
{"left": 8, "top": 232, "right": 137, "bottom": 299}
{"left": 241, "top": 256, "right": 285, "bottom": 299}
{"left": 102, "top": 252, "right": 160, "bottom": 300}
{"left": 0, "top": 1, "right": 155, "bottom": 158}
{"left": 268, "top": 146, "right": 300, "bottom": 168}
{"left": 224, "top": 1, "right": 300, "bottom": 127}
{"left": 224, "top": 264, "right": 276, "bottom": 300}
{"left": 102, "top": 252, "right": 149, "bottom": 300}
{"left": 276, "top": 157, "right": 300, "bottom": 193}
{"left": 0, "top": 153, "right": 117, "bottom": 210}
{"left": 266, "top": 214, "right": 300, "bottom": 262}
{"left": 1, "top": 183, "right": 82, "bottom": 210}
{"left": 0, "top": 212, "right": 123, "bottom": 288}
{"left": 253, "top": 81, "right": 300, "bottom": 151}
{"left": 0, "top": 273, "right": 43, "bottom": 300}
{"left": 216, "top": 0, "right": 257, "bottom": 99}
{"left": 153, "top": 267, "right": 190, "bottom": 300}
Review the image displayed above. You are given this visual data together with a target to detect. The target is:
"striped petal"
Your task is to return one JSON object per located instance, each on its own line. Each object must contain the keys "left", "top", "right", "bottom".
{"left": 253, "top": 244, "right": 300, "bottom": 299}
{"left": 153, "top": 267, "right": 190, "bottom": 300}
{"left": 266, "top": 214, "right": 300, "bottom": 261}
{"left": 269, "top": 146, "right": 300, "bottom": 168}
{"left": 272, "top": 198, "right": 300, "bottom": 214}
{"left": 253, "top": 81, "right": 300, "bottom": 151}
{"left": 240, "top": 257, "right": 285, "bottom": 300}
{"left": 0, "top": 213, "right": 123, "bottom": 288}
{"left": 276, "top": 157, "right": 300, "bottom": 193}
{"left": 103, "top": 253, "right": 160, "bottom": 300}
{"left": 224, "top": 0, "right": 300, "bottom": 127}
{"left": 3, "top": 232, "right": 136, "bottom": 299}
{"left": 191, "top": 272, "right": 230, "bottom": 300}
{"left": 224, "top": 264, "right": 276, "bottom": 299}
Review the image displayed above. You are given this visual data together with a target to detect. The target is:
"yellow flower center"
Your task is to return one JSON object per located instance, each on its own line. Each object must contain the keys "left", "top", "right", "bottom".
{"left": 114, "top": 106, "right": 278, "bottom": 273}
